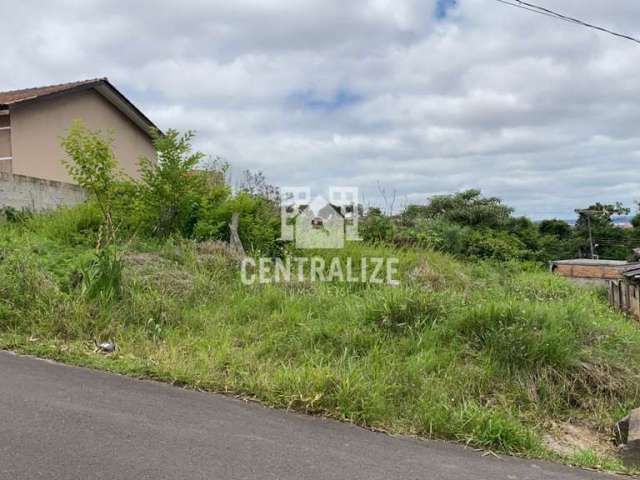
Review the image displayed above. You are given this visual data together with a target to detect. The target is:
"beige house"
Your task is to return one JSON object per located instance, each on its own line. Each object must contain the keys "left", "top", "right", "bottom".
{"left": 0, "top": 78, "right": 157, "bottom": 209}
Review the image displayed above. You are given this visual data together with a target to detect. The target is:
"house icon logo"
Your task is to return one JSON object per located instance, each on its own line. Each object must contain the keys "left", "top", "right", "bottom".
{"left": 280, "top": 187, "right": 361, "bottom": 249}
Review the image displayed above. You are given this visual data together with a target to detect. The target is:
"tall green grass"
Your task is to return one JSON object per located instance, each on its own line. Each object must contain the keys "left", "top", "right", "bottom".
{"left": 1, "top": 206, "right": 639, "bottom": 471}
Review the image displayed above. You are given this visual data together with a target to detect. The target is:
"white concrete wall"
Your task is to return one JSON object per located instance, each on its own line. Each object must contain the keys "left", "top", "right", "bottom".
{"left": 0, "top": 173, "right": 86, "bottom": 210}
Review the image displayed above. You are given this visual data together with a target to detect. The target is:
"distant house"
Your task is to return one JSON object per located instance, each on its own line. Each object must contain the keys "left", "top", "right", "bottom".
{"left": 609, "top": 264, "right": 640, "bottom": 321}
{"left": 0, "top": 78, "right": 158, "bottom": 210}
{"left": 550, "top": 259, "right": 629, "bottom": 285}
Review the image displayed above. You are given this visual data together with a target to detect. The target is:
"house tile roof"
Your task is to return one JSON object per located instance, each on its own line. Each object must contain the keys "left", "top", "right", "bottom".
{"left": 623, "top": 263, "right": 640, "bottom": 280}
{"left": 0, "top": 78, "right": 158, "bottom": 137}
{"left": 0, "top": 78, "right": 106, "bottom": 106}
{"left": 551, "top": 259, "right": 628, "bottom": 266}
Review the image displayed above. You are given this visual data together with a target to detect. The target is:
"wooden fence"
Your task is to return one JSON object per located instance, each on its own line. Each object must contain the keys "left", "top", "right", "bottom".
{"left": 609, "top": 280, "right": 640, "bottom": 321}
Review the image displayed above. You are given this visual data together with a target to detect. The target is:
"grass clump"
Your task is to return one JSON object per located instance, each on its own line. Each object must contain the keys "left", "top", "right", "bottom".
{"left": 455, "top": 302, "right": 581, "bottom": 371}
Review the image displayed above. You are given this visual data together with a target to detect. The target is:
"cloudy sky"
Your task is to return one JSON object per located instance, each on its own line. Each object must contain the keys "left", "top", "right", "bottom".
{"left": 2, "top": 0, "right": 640, "bottom": 218}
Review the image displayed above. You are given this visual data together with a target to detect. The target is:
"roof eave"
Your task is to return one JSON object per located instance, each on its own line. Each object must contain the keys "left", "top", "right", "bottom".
{"left": 4, "top": 79, "right": 160, "bottom": 139}
{"left": 94, "top": 79, "right": 162, "bottom": 137}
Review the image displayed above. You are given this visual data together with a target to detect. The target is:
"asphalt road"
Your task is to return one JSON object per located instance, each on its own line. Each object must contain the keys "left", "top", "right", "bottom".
{"left": 0, "top": 351, "right": 619, "bottom": 480}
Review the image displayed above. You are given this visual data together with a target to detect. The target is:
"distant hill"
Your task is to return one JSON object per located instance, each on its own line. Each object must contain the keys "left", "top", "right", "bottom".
{"left": 560, "top": 215, "right": 633, "bottom": 227}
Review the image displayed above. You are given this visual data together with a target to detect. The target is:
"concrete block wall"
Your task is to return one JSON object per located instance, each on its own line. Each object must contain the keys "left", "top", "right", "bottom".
{"left": 0, "top": 173, "right": 86, "bottom": 210}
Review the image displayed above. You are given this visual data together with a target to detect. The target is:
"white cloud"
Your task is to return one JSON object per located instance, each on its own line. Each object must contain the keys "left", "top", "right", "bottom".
{"left": 1, "top": 0, "right": 639, "bottom": 218}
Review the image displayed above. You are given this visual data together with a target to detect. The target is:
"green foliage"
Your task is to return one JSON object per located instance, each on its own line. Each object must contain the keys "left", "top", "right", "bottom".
{"left": 61, "top": 120, "right": 121, "bottom": 242}
{"left": 399, "top": 204, "right": 429, "bottom": 226}
{"left": 539, "top": 219, "right": 572, "bottom": 239}
{"left": 360, "top": 208, "right": 394, "bottom": 243}
{"left": 1, "top": 206, "right": 33, "bottom": 224}
{"left": 61, "top": 121, "right": 123, "bottom": 299}
{"left": 136, "top": 129, "right": 208, "bottom": 237}
{"left": 395, "top": 218, "right": 532, "bottom": 261}
{"left": 393, "top": 190, "right": 542, "bottom": 261}
{"left": 422, "top": 189, "right": 514, "bottom": 229}
{"left": 573, "top": 202, "right": 635, "bottom": 260}
{"left": 364, "top": 287, "right": 445, "bottom": 332}
{"left": 6, "top": 123, "right": 637, "bottom": 471}
{"left": 369, "top": 192, "right": 639, "bottom": 262}
{"left": 575, "top": 202, "right": 629, "bottom": 231}
{"left": 110, "top": 129, "right": 282, "bottom": 255}
{"left": 24, "top": 202, "right": 102, "bottom": 247}
{"left": 464, "top": 229, "right": 529, "bottom": 261}
{"left": 1, "top": 216, "right": 640, "bottom": 472}
{"left": 79, "top": 247, "right": 123, "bottom": 302}
{"left": 194, "top": 191, "right": 281, "bottom": 256}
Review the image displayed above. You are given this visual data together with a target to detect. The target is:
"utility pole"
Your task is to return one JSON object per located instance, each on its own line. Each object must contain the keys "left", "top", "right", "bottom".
{"left": 575, "top": 209, "right": 600, "bottom": 259}
{"left": 587, "top": 214, "right": 594, "bottom": 259}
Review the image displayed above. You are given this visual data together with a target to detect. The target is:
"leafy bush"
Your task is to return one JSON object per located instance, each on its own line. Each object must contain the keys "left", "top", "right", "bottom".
{"left": 79, "top": 247, "right": 123, "bottom": 302}
{"left": 463, "top": 229, "right": 528, "bottom": 261}
{"left": 136, "top": 129, "right": 208, "bottom": 237}
{"left": 1, "top": 206, "right": 33, "bottom": 224}
{"left": 360, "top": 208, "right": 394, "bottom": 243}
{"left": 194, "top": 191, "right": 281, "bottom": 256}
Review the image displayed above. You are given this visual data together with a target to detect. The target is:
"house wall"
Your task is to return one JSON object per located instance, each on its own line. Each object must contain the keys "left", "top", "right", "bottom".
{"left": 554, "top": 264, "right": 623, "bottom": 281}
{"left": 9, "top": 89, "right": 156, "bottom": 183}
{"left": 0, "top": 173, "right": 86, "bottom": 210}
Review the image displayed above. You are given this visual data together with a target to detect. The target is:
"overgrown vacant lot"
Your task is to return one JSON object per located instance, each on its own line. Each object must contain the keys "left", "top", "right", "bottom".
{"left": 1, "top": 205, "right": 639, "bottom": 472}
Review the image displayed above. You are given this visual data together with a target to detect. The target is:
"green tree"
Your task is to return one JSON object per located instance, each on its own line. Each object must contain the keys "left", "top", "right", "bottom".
{"left": 575, "top": 202, "right": 629, "bottom": 231}
{"left": 423, "top": 189, "right": 514, "bottom": 229}
{"left": 61, "top": 121, "right": 124, "bottom": 300}
{"left": 137, "top": 129, "right": 207, "bottom": 237}
{"left": 574, "top": 202, "right": 631, "bottom": 260}
{"left": 399, "top": 204, "right": 429, "bottom": 227}
{"left": 61, "top": 120, "right": 122, "bottom": 247}
{"left": 538, "top": 219, "right": 572, "bottom": 240}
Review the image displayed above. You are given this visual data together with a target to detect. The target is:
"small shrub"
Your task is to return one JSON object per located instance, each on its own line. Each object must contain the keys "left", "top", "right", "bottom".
{"left": 360, "top": 208, "right": 394, "bottom": 243}
{"left": 194, "top": 191, "right": 281, "bottom": 256}
{"left": 2, "top": 206, "right": 33, "bottom": 224}
{"left": 79, "top": 247, "right": 123, "bottom": 303}
{"left": 136, "top": 129, "right": 208, "bottom": 237}
{"left": 463, "top": 229, "right": 528, "bottom": 261}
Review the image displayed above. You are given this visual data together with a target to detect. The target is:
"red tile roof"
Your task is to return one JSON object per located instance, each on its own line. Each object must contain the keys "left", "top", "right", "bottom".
{"left": 0, "top": 78, "right": 106, "bottom": 106}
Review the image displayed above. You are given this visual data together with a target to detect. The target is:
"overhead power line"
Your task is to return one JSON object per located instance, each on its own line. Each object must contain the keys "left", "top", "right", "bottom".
{"left": 494, "top": 0, "right": 640, "bottom": 45}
